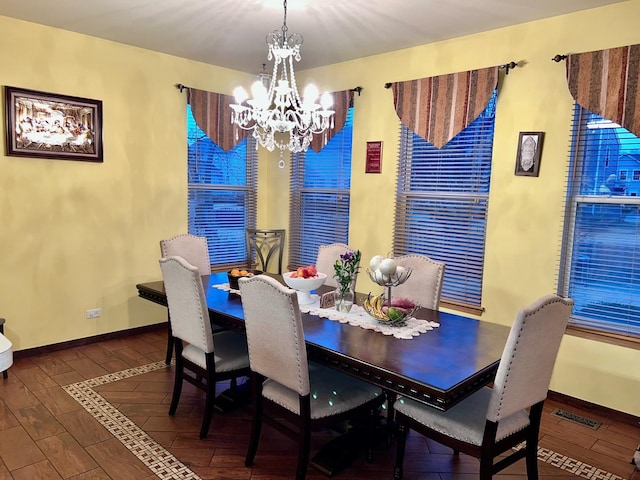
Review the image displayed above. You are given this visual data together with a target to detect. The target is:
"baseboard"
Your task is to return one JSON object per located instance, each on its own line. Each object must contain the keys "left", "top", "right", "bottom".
{"left": 13, "top": 323, "right": 167, "bottom": 360}
{"left": 548, "top": 390, "right": 640, "bottom": 427}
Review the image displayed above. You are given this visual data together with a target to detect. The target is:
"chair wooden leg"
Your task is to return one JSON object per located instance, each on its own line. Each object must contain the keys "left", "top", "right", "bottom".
{"left": 165, "top": 312, "right": 174, "bottom": 365}
{"left": 245, "top": 373, "right": 263, "bottom": 467}
{"left": 295, "top": 399, "right": 312, "bottom": 480}
{"left": 393, "top": 421, "right": 409, "bottom": 480}
{"left": 525, "top": 440, "right": 539, "bottom": 479}
{"left": 168, "top": 342, "right": 184, "bottom": 416}
{"left": 526, "top": 402, "right": 544, "bottom": 479}
{"left": 385, "top": 390, "right": 398, "bottom": 446}
{"left": 479, "top": 456, "right": 493, "bottom": 480}
{"left": 199, "top": 354, "right": 216, "bottom": 439}
{"left": 366, "top": 406, "right": 377, "bottom": 463}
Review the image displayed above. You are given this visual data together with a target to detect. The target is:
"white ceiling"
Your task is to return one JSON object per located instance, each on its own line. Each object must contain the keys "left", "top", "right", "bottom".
{"left": 0, "top": 0, "right": 625, "bottom": 73}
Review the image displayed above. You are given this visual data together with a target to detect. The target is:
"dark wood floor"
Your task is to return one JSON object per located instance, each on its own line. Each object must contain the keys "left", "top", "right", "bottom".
{"left": 0, "top": 326, "right": 638, "bottom": 480}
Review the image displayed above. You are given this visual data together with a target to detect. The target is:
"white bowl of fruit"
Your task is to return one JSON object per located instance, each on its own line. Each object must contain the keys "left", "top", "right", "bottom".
{"left": 283, "top": 266, "right": 326, "bottom": 305}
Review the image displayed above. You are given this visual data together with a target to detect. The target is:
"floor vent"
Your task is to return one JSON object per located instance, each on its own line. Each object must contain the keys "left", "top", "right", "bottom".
{"left": 551, "top": 408, "right": 601, "bottom": 430}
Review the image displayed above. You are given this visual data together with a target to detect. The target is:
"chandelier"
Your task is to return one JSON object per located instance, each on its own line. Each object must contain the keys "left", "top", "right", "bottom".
{"left": 230, "top": 0, "right": 335, "bottom": 156}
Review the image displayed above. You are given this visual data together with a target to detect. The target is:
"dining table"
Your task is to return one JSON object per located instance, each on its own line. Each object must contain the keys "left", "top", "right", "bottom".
{"left": 136, "top": 272, "right": 510, "bottom": 412}
{"left": 137, "top": 271, "right": 511, "bottom": 476}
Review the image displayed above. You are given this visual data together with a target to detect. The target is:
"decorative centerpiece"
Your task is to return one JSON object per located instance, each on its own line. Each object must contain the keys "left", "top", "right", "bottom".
{"left": 364, "top": 254, "right": 419, "bottom": 326}
{"left": 283, "top": 265, "right": 326, "bottom": 305}
{"left": 333, "top": 250, "right": 361, "bottom": 313}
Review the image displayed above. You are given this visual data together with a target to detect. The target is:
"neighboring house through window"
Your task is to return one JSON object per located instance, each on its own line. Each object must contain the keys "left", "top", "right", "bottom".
{"left": 558, "top": 107, "right": 640, "bottom": 337}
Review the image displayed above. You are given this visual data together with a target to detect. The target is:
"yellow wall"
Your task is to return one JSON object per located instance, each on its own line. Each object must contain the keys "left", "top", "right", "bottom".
{"left": 264, "top": 1, "right": 640, "bottom": 415}
{"left": 2, "top": 1, "right": 640, "bottom": 416}
{"left": 0, "top": 15, "right": 254, "bottom": 349}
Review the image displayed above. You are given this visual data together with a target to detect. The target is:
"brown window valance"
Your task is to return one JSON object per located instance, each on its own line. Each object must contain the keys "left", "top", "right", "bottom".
{"left": 566, "top": 44, "right": 640, "bottom": 138}
{"left": 188, "top": 87, "right": 354, "bottom": 153}
{"left": 310, "top": 88, "right": 354, "bottom": 153}
{"left": 187, "top": 88, "right": 248, "bottom": 152}
{"left": 391, "top": 66, "right": 498, "bottom": 149}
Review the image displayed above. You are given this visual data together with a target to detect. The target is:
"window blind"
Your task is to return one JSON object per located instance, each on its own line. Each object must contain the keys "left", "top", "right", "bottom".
{"left": 558, "top": 105, "right": 640, "bottom": 337}
{"left": 289, "top": 107, "right": 354, "bottom": 268}
{"left": 394, "top": 90, "right": 497, "bottom": 309}
{"left": 187, "top": 105, "right": 257, "bottom": 268}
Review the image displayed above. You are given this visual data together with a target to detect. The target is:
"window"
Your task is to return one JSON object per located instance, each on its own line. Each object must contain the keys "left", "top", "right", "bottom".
{"left": 187, "top": 105, "right": 257, "bottom": 268}
{"left": 634, "top": 170, "right": 640, "bottom": 181}
{"left": 619, "top": 169, "right": 628, "bottom": 181}
{"left": 289, "top": 107, "right": 354, "bottom": 268}
{"left": 394, "top": 90, "right": 497, "bottom": 311}
{"left": 558, "top": 106, "right": 640, "bottom": 337}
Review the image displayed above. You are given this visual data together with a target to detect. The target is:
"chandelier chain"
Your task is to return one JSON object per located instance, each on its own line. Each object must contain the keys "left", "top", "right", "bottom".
{"left": 281, "top": 0, "right": 288, "bottom": 43}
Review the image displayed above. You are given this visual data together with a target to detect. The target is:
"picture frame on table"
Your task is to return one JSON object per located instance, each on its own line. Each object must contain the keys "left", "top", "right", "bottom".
{"left": 4, "top": 86, "right": 103, "bottom": 163}
{"left": 514, "top": 131, "right": 544, "bottom": 177}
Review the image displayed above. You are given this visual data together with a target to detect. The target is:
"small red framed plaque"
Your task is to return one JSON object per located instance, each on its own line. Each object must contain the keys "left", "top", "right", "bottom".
{"left": 365, "top": 141, "right": 383, "bottom": 173}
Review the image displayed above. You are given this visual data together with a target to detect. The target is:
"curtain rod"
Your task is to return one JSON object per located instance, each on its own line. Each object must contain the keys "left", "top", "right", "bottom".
{"left": 175, "top": 83, "right": 363, "bottom": 95}
{"left": 383, "top": 61, "right": 519, "bottom": 89}
{"left": 552, "top": 54, "right": 568, "bottom": 62}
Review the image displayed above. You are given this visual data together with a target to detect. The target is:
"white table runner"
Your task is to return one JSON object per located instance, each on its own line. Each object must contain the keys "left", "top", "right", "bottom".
{"left": 213, "top": 283, "right": 439, "bottom": 340}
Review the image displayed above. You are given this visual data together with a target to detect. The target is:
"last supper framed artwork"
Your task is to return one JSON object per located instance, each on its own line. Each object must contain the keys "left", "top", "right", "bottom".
{"left": 4, "top": 86, "right": 103, "bottom": 162}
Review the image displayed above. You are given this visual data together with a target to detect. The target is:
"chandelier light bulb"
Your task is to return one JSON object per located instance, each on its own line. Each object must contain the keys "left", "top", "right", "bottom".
{"left": 250, "top": 81, "right": 269, "bottom": 107}
{"left": 302, "top": 84, "right": 319, "bottom": 105}
{"left": 233, "top": 86, "right": 248, "bottom": 104}
{"left": 320, "top": 92, "right": 333, "bottom": 110}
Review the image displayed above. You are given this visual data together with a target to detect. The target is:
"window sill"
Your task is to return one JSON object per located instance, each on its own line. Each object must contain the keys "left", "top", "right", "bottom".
{"left": 566, "top": 324, "right": 640, "bottom": 350}
{"left": 440, "top": 300, "right": 484, "bottom": 316}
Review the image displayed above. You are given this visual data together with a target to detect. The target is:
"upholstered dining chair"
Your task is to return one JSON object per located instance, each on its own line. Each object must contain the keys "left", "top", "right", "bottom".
{"left": 0, "top": 318, "right": 12, "bottom": 379}
{"left": 238, "top": 274, "right": 385, "bottom": 480}
{"left": 315, "top": 243, "right": 359, "bottom": 289}
{"left": 159, "top": 256, "right": 251, "bottom": 439}
{"left": 160, "top": 233, "right": 211, "bottom": 275}
{"left": 160, "top": 233, "right": 219, "bottom": 364}
{"left": 393, "top": 294, "right": 574, "bottom": 480}
{"left": 246, "top": 228, "right": 285, "bottom": 274}
{"left": 391, "top": 254, "right": 445, "bottom": 310}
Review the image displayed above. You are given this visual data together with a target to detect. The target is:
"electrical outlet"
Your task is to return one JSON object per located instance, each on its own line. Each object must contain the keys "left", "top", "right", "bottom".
{"left": 86, "top": 308, "right": 101, "bottom": 319}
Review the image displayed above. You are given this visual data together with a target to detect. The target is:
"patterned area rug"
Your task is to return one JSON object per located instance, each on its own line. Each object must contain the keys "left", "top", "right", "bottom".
{"left": 62, "top": 362, "right": 627, "bottom": 480}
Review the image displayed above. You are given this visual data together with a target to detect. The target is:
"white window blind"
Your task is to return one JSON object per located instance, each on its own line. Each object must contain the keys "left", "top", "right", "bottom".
{"left": 558, "top": 105, "right": 640, "bottom": 337}
{"left": 187, "top": 105, "right": 257, "bottom": 268}
{"left": 289, "top": 107, "right": 354, "bottom": 268}
{"left": 394, "top": 90, "right": 497, "bottom": 309}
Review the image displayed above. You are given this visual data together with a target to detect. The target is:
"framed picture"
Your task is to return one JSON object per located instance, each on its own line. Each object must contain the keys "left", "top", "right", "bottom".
{"left": 514, "top": 131, "right": 544, "bottom": 177}
{"left": 4, "top": 86, "right": 103, "bottom": 162}
{"left": 365, "top": 141, "right": 383, "bottom": 173}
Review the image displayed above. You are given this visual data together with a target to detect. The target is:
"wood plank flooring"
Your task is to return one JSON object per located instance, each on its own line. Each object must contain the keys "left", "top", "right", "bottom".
{"left": 0, "top": 326, "right": 638, "bottom": 479}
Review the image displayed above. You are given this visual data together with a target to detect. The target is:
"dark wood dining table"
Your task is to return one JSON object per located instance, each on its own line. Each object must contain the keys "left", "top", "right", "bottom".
{"left": 136, "top": 272, "right": 511, "bottom": 412}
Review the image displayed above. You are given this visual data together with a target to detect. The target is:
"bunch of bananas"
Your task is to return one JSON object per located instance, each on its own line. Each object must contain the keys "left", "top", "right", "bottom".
{"left": 363, "top": 293, "right": 387, "bottom": 320}
{"left": 363, "top": 293, "right": 420, "bottom": 325}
